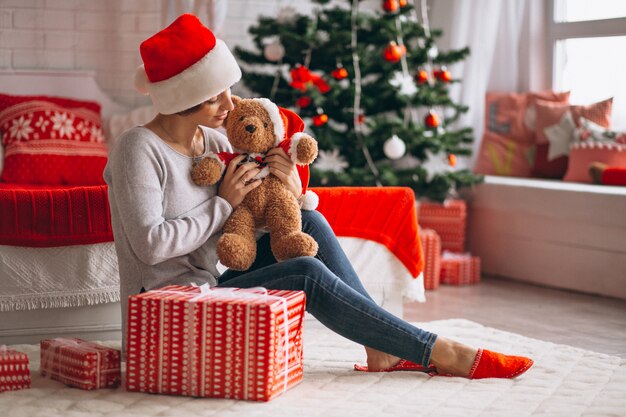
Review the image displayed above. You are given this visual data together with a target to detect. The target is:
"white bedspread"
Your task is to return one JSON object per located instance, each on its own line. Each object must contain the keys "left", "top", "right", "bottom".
{"left": 0, "top": 243, "right": 120, "bottom": 312}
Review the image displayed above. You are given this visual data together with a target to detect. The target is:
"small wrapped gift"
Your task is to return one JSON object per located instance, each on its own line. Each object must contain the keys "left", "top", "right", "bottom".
{"left": 440, "top": 251, "right": 481, "bottom": 285}
{"left": 40, "top": 338, "right": 121, "bottom": 390}
{"left": 419, "top": 228, "right": 441, "bottom": 290}
{"left": 0, "top": 346, "right": 31, "bottom": 392}
{"left": 418, "top": 199, "right": 467, "bottom": 253}
{"left": 126, "top": 285, "right": 306, "bottom": 401}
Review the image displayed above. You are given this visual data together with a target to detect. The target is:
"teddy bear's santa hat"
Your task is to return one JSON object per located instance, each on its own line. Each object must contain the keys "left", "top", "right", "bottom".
{"left": 249, "top": 98, "right": 319, "bottom": 210}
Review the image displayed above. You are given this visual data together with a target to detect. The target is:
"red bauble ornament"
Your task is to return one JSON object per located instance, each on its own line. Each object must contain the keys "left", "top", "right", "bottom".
{"left": 382, "top": 0, "right": 399, "bottom": 13}
{"left": 399, "top": 0, "right": 408, "bottom": 7}
{"left": 425, "top": 111, "right": 440, "bottom": 128}
{"left": 296, "top": 96, "right": 312, "bottom": 108}
{"left": 448, "top": 154, "right": 457, "bottom": 167}
{"left": 357, "top": 113, "right": 366, "bottom": 124}
{"left": 331, "top": 67, "right": 349, "bottom": 80}
{"left": 313, "top": 113, "right": 329, "bottom": 127}
{"left": 415, "top": 69, "right": 429, "bottom": 84}
{"left": 383, "top": 41, "right": 406, "bottom": 63}
{"left": 435, "top": 66, "right": 452, "bottom": 83}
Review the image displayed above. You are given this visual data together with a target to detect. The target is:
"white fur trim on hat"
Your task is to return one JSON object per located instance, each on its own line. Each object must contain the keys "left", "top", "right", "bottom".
{"left": 299, "top": 190, "right": 319, "bottom": 211}
{"left": 138, "top": 40, "right": 242, "bottom": 115}
{"left": 253, "top": 98, "right": 284, "bottom": 146}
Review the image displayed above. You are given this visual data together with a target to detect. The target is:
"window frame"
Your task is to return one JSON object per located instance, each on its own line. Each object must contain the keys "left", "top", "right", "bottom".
{"left": 546, "top": 1, "right": 626, "bottom": 91}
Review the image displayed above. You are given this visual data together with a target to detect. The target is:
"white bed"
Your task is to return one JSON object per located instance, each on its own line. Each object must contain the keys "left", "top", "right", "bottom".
{"left": 0, "top": 71, "right": 424, "bottom": 345}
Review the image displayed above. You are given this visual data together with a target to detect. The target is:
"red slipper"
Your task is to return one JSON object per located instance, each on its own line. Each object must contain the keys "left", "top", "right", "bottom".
{"left": 467, "top": 348, "right": 534, "bottom": 379}
{"left": 354, "top": 359, "right": 438, "bottom": 374}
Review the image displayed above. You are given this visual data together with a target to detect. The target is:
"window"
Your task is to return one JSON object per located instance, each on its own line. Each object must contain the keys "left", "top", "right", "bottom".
{"left": 549, "top": 0, "right": 626, "bottom": 128}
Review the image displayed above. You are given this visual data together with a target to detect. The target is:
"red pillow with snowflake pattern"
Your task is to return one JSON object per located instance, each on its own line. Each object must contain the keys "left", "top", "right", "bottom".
{"left": 0, "top": 93, "right": 108, "bottom": 185}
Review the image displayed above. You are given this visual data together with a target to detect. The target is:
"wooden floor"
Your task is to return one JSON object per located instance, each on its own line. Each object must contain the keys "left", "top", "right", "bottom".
{"left": 404, "top": 276, "right": 626, "bottom": 359}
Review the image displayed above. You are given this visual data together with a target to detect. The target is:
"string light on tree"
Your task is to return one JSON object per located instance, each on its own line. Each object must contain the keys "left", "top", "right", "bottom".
{"left": 448, "top": 153, "right": 457, "bottom": 167}
{"left": 383, "top": 134, "right": 407, "bottom": 160}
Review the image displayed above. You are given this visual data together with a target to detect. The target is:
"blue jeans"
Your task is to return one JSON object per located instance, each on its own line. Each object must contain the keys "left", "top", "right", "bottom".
{"left": 218, "top": 210, "right": 437, "bottom": 367}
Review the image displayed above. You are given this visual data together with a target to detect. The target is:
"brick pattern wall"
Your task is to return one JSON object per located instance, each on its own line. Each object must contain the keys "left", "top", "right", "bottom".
{"left": 0, "top": 0, "right": 312, "bottom": 109}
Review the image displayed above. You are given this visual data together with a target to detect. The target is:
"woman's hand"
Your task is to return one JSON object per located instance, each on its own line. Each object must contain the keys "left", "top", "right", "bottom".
{"left": 264, "top": 147, "right": 302, "bottom": 199}
{"left": 218, "top": 154, "right": 262, "bottom": 208}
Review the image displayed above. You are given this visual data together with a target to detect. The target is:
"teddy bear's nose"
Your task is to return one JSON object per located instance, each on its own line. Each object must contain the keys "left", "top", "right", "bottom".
{"left": 245, "top": 124, "right": 256, "bottom": 133}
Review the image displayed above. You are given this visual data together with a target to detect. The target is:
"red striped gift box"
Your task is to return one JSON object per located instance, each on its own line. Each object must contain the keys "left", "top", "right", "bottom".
{"left": 0, "top": 347, "right": 31, "bottom": 392}
{"left": 440, "top": 252, "right": 481, "bottom": 285}
{"left": 126, "top": 285, "right": 306, "bottom": 402}
{"left": 39, "top": 338, "right": 121, "bottom": 390}
{"left": 419, "top": 228, "right": 441, "bottom": 290}
{"left": 418, "top": 199, "right": 467, "bottom": 253}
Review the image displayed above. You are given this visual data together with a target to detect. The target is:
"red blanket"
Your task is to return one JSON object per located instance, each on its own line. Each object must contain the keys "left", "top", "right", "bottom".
{"left": 312, "top": 187, "right": 423, "bottom": 278}
{"left": 0, "top": 184, "right": 422, "bottom": 278}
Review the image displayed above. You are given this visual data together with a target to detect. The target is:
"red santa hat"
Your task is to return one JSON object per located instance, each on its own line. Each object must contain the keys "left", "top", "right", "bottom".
{"left": 134, "top": 14, "right": 242, "bottom": 115}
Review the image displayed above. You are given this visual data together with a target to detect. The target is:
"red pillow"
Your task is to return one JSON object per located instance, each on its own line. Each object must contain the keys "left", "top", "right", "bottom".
{"left": 0, "top": 94, "right": 107, "bottom": 185}
{"left": 563, "top": 142, "right": 626, "bottom": 183}
{"left": 532, "top": 98, "right": 613, "bottom": 179}
{"left": 474, "top": 91, "right": 569, "bottom": 177}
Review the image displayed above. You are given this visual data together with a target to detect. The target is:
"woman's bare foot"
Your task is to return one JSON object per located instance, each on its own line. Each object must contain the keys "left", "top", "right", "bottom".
{"left": 429, "top": 337, "right": 478, "bottom": 377}
{"left": 364, "top": 346, "right": 401, "bottom": 371}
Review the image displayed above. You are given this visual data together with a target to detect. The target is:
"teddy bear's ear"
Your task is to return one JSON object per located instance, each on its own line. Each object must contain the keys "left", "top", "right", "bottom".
{"left": 231, "top": 95, "right": 242, "bottom": 106}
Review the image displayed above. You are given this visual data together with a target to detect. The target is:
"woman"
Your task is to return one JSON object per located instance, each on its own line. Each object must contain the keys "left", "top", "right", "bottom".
{"left": 105, "top": 13, "right": 533, "bottom": 379}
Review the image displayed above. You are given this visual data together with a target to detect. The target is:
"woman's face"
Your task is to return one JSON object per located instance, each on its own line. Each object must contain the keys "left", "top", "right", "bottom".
{"left": 197, "top": 88, "right": 235, "bottom": 128}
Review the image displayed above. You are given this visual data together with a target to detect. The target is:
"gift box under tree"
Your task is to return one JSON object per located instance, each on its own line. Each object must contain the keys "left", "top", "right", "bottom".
{"left": 440, "top": 252, "right": 481, "bottom": 285}
{"left": 419, "top": 228, "right": 442, "bottom": 290}
{"left": 418, "top": 199, "right": 467, "bottom": 253}
{"left": 0, "top": 346, "right": 30, "bottom": 392}
{"left": 126, "top": 285, "right": 306, "bottom": 402}
{"left": 40, "top": 338, "right": 121, "bottom": 390}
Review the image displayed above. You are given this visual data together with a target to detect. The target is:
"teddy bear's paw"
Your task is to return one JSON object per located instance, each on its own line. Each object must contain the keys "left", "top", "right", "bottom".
{"left": 217, "top": 233, "right": 257, "bottom": 271}
{"left": 272, "top": 232, "right": 319, "bottom": 261}
{"left": 290, "top": 133, "right": 318, "bottom": 165}
{"left": 191, "top": 157, "right": 223, "bottom": 186}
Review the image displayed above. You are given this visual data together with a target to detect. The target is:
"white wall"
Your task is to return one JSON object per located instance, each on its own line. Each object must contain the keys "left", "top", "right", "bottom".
{"left": 0, "top": 0, "right": 312, "bottom": 109}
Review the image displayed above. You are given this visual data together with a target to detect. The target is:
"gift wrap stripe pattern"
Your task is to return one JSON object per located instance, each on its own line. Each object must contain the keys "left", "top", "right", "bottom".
{"left": 418, "top": 200, "right": 467, "bottom": 253}
{"left": 419, "top": 228, "right": 441, "bottom": 290}
{"left": 126, "top": 285, "right": 306, "bottom": 401}
{"left": 39, "top": 338, "right": 121, "bottom": 390}
{"left": 440, "top": 255, "right": 481, "bottom": 285}
{"left": 0, "top": 348, "right": 31, "bottom": 392}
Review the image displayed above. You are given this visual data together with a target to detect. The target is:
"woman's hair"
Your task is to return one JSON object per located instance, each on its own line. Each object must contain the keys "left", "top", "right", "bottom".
{"left": 177, "top": 102, "right": 204, "bottom": 116}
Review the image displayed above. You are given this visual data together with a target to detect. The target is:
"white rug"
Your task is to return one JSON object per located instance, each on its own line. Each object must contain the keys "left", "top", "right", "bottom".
{"left": 1, "top": 319, "right": 625, "bottom": 417}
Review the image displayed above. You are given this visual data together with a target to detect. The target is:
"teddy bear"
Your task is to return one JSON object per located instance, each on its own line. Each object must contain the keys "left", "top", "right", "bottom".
{"left": 191, "top": 96, "right": 319, "bottom": 271}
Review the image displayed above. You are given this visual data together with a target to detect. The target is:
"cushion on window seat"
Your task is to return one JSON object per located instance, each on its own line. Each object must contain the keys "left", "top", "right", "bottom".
{"left": 0, "top": 183, "right": 112, "bottom": 247}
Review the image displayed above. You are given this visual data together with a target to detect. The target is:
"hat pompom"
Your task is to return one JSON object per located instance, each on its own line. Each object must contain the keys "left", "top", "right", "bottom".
{"left": 300, "top": 190, "right": 319, "bottom": 211}
{"left": 134, "top": 65, "right": 150, "bottom": 95}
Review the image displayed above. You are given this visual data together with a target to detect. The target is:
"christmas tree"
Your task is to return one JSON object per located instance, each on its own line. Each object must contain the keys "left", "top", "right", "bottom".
{"left": 235, "top": 0, "right": 482, "bottom": 202}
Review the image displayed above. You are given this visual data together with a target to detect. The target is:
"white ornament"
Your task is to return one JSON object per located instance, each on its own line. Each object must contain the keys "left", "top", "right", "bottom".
{"left": 264, "top": 40, "right": 285, "bottom": 62}
{"left": 276, "top": 6, "right": 298, "bottom": 25}
{"left": 427, "top": 45, "right": 439, "bottom": 59}
{"left": 314, "top": 149, "right": 349, "bottom": 173}
{"left": 383, "top": 134, "right": 406, "bottom": 160}
{"left": 389, "top": 71, "right": 418, "bottom": 96}
{"left": 316, "top": 30, "right": 330, "bottom": 43}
